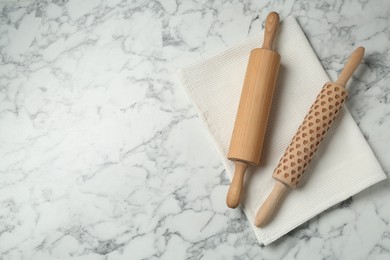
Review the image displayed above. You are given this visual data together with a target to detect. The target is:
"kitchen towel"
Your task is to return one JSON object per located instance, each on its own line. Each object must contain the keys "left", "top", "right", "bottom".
{"left": 177, "top": 16, "right": 386, "bottom": 245}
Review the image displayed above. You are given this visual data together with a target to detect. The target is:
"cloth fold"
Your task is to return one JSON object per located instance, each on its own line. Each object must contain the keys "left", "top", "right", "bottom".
{"left": 177, "top": 16, "right": 386, "bottom": 245}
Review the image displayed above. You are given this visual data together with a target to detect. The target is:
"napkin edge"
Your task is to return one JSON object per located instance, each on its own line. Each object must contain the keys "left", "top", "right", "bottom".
{"left": 262, "top": 168, "right": 386, "bottom": 245}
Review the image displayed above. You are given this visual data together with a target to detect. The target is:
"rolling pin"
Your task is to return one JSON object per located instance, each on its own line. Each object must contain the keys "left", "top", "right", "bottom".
{"left": 226, "top": 12, "right": 281, "bottom": 208}
{"left": 254, "top": 46, "right": 365, "bottom": 227}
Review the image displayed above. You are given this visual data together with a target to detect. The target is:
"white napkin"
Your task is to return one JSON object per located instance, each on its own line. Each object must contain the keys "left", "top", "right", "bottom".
{"left": 177, "top": 16, "right": 386, "bottom": 245}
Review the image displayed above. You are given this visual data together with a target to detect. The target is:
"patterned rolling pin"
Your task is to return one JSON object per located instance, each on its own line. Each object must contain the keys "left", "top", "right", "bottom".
{"left": 254, "top": 47, "right": 365, "bottom": 227}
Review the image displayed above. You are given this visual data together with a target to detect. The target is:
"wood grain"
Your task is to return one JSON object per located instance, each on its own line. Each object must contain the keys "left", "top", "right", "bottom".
{"left": 226, "top": 12, "right": 281, "bottom": 208}
{"left": 227, "top": 49, "right": 280, "bottom": 165}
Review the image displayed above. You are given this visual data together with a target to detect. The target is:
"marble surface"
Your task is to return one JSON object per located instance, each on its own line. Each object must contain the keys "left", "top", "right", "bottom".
{"left": 0, "top": 0, "right": 389, "bottom": 259}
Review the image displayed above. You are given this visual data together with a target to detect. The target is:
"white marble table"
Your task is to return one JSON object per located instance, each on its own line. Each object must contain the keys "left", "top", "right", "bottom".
{"left": 0, "top": 0, "right": 389, "bottom": 259}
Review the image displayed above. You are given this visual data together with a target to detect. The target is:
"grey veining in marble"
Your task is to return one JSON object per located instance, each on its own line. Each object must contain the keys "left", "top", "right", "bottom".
{"left": 0, "top": 0, "right": 389, "bottom": 259}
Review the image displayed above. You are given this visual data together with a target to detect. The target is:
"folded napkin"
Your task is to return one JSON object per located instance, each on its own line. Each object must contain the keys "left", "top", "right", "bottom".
{"left": 177, "top": 16, "right": 386, "bottom": 245}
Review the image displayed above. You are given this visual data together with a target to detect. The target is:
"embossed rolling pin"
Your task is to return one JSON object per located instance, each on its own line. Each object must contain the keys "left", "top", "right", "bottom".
{"left": 254, "top": 47, "right": 365, "bottom": 226}
{"left": 226, "top": 12, "right": 281, "bottom": 208}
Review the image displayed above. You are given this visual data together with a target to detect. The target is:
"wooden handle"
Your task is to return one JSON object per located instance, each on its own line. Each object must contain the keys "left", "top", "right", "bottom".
{"left": 335, "top": 46, "right": 365, "bottom": 87}
{"left": 255, "top": 181, "right": 288, "bottom": 227}
{"left": 262, "top": 12, "right": 280, "bottom": 50}
{"left": 226, "top": 161, "right": 248, "bottom": 208}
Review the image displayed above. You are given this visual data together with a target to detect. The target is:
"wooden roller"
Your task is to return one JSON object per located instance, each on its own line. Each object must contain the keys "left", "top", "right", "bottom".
{"left": 226, "top": 12, "right": 281, "bottom": 208}
{"left": 254, "top": 47, "right": 365, "bottom": 227}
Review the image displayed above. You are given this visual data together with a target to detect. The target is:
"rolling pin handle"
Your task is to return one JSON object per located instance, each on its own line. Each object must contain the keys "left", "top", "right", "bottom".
{"left": 262, "top": 12, "right": 280, "bottom": 50}
{"left": 254, "top": 181, "right": 288, "bottom": 227}
{"left": 226, "top": 161, "right": 248, "bottom": 208}
{"left": 335, "top": 46, "right": 365, "bottom": 87}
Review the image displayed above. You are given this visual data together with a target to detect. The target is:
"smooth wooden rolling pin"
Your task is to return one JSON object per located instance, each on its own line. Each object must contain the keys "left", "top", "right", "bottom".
{"left": 254, "top": 47, "right": 365, "bottom": 226}
{"left": 226, "top": 12, "right": 281, "bottom": 208}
